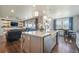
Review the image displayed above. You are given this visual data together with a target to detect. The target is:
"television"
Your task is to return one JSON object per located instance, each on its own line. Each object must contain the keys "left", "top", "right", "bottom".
{"left": 11, "top": 22, "right": 18, "bottom": 27}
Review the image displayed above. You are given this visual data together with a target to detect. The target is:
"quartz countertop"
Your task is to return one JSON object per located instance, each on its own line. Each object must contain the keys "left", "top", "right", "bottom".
{"left": 22, "top": 30, "right": 57, "bottom": 38}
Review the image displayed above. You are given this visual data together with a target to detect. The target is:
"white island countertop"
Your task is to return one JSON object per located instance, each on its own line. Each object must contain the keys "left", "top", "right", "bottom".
{"left": 22, "top": 31, "right": 57, "bottom": 38}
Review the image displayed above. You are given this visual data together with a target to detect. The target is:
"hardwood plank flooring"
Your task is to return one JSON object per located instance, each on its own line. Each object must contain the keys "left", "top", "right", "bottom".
{"left": 52, "top": 35, "right": 78, "bottom": 53}
{"left": 0, "top": 35, "right": 78, "bottom": 53}
{"left": 0, "top": 40, "right": 22, "bottom": 53}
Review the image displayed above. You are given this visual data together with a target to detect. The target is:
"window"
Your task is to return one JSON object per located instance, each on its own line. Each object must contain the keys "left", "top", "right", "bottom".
{"left": 55, "top": 18, "right": 70, "bottom": 30}
{"left": 63, "top": 19, "right": 69, "bottom": 29}
{"left": 56, "top": 19, "right": 62, "bottom": 29}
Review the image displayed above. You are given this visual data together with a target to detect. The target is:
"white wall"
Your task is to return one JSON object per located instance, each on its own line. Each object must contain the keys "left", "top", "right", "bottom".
{"left": 73, "top": 15, "right": 79, "bottom": 32}
{"left": 0, "top": 19, "right": 4, "bottom": 35}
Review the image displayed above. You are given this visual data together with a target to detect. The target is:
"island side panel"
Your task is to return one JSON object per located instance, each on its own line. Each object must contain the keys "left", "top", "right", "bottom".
{"left": 44, "top": 34, "right": 56, "bottom": 53}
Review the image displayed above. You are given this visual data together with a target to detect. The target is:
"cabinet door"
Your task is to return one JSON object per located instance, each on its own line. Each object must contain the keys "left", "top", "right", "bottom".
{"left": 30, "top": 36, "right": 43, "bottom": 53}
{"left": 23, "top": 35, "right": 30, "bottom": 53}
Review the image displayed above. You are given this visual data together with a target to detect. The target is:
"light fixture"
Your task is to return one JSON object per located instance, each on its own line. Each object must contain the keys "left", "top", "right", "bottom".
{"left": 32, "top": 5, "right": 36, "bottom": 7}
{"left": 11, "top": 9, "right": 14, "bottom": 13}
{"left": 34, "top": 11, "right": 39, "bottom": 16}
{"left": 48, "top": 18, "right": 51, "bottom": 21}
{"left": 43, "top": 16, "right": 47, "bottom": 19}
{"left": 6, "top": 16, "right": 9, "bottom": 19}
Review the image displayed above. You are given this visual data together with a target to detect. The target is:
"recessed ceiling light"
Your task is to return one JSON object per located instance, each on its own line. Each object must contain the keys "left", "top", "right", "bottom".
{"left": 11, "top": 9, "right": 14, "bottom": 13}
{"left": 33, "top": 5, "right": 36, "bottom": 7}
{"left": 6, "top": 16, "right": 9, "bottom": 18}
{"left": 43, "top": 16, "right": 47, "bottom": 19}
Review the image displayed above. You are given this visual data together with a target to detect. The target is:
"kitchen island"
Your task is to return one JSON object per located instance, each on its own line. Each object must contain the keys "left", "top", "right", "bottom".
{"left": 22, "top": 31, "right": 57, "bottom": 53}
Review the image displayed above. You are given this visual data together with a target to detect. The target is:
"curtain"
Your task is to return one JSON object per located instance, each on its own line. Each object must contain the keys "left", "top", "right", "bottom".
{"left": 53, "top": 19, "right": 56, "bottom": 30}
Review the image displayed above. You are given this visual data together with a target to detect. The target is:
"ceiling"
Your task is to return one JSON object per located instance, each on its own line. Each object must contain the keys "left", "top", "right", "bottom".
{"left": 0, "top": 5, "right": 79, "bottom": 19}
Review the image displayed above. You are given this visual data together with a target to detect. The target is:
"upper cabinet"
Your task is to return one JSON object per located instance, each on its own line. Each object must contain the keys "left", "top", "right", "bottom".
{"left": 1, "top": 19, "right": 24, "bottom": 28}
{"left": 24, "top": 17, "right": 39, "bottom": 30}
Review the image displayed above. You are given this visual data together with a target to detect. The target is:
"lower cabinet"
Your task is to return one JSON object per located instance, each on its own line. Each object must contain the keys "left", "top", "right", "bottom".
{"left": 23, "top": 35, "right": 43, "bottom": 53}
{"left": 22, "top": 34, "right": 56, "bottom": 53}
{"left": 23, "top": 34, "right": 30, "bottom": 53}
{"left": 30, "top": 36, "right": 43, "bottom": 53}
{"left": 44, "top": 35, "right": 56, "bottom": 52}
{"left": 76, "top": 33, "right": 79, "bottom": 48}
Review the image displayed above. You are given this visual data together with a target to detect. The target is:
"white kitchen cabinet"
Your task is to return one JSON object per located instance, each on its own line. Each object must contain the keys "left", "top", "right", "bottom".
{"left": 22, "top": 34, "right": 30, "bottom": 53}
{"left": 76, "top": 33, "right": 79, "bottom": 48}
{"left": 44, "top": 35, "right": 56, "bottom": 53}
{"left": 30, "top": 36, "right": 43, "bottom": 53}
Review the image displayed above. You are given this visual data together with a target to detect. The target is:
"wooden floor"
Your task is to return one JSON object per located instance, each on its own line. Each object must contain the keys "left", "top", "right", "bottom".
{"left": 0, "top": 35, "right": 78, "bottom": 53}
{"left": 0, "top": 40, "right": 22, "bottom": 53}
{"left": 52, "top": 35, "right": 78, "bottom": 53}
